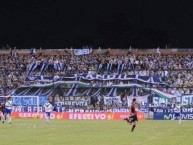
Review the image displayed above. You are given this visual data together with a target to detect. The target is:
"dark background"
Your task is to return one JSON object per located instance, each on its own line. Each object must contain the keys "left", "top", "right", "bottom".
{"left": 1, "top": 0, "right": 193, "bottom": 48}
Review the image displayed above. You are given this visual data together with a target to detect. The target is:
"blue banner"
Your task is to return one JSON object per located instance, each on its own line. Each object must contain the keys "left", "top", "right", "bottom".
{"left": 153, "top": 108, "right": 193, "bottom": 113}
{"left": 25, "top": 73, "right": 162, "bottom": 84}
{"left": 12, "top": 96, "right": 48, "bottom": 106}
{"left": 154, "top": 112, "right": 193, "bottom": 120}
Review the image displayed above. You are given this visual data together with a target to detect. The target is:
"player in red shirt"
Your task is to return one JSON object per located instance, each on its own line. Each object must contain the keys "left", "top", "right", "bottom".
{"left": 0, "top": 103, "right": 5, "bottom": 124}
{"left": 124, "top": 98, "right": 138, "bottom": 132}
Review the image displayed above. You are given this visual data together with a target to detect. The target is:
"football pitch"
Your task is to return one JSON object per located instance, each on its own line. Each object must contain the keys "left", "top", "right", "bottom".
{"left": 0, "top": 119, "right": 192, "bottom": 145}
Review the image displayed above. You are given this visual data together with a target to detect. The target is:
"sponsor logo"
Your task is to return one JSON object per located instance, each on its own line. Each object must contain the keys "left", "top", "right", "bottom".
{"left": 69, "top": 113, "right": 107, "bottom": 120}
{"left": 181, "top": 114, "right": 193, "bottom": 120}
{"left": 12, "top": 112, "right": 145, "bottom": 120}
{"left": 164, "top": 113, "right": 193, "bottom": 120}
{"left": 106, "top": 113, "right": 114, "bottom": 120}
{"left": 164, "top": 114, "right": 173, "bottom": 120}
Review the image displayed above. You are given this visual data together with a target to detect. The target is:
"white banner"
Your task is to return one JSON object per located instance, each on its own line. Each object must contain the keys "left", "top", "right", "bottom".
{"left": 12, "top": 96, "right": 47, "bottom": 106}
{"left": 176, "top": 95, "right": 193, "bottom": 105}
{"left": 153, "top": 97, "right": 168, "bottom": 105}
{"left": 153, "top": 95, "right": 193, "bottom": 106}
{"left": 56, "top": 101, "right": 89, "bottom": 106}
{"left": 127, "top": 95, "right": 149, "bottom": 107}
{"left": 104, "top": 96, "right": 121, "bottom": 105}
{"left": 73, "top": 48, "right": 92, "bottom": 56}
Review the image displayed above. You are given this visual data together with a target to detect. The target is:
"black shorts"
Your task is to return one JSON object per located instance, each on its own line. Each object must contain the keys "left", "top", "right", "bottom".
{"left": 129, "top": 114, "right": 138, "bottom": 123}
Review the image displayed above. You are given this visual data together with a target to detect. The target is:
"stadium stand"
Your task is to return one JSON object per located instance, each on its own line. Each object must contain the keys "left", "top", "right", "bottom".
{"left": 0, "top": 47, "right": 193, "bottom": 110}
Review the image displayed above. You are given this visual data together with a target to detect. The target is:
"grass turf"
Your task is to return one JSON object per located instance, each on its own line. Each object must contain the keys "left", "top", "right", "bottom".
{"left": 0, "top": 119, "right": 192, "bottom": 145}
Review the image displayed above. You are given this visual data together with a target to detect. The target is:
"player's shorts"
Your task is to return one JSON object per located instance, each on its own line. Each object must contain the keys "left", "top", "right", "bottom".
{"left": 46, "top": 112, "right": 51, "bottom": 118}
{"left": 4, "top": 108, "right": 12, "bottom": 115}
{"left": 129, "top": 114, "right": 138, "bottom": 123}
{"left": 174, "top": 113, "right": 181, "bottom": 117}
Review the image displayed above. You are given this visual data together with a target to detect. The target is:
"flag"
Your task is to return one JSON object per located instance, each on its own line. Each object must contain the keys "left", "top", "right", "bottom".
{"left": 40, "top": 58, "right": 49, "bottom": 75}
{"left": 97, "top": 47, "right": 102, "bottom": 53}
{"left": 98, "top": 64, "right": 103, "bottom": 70}
{"left": 89, "top": 47, "right": 93, "bottom": 53}
{"left": 54, "top": 60, "right": 63, "bottom": 71}
{"left": 107, "top": 63, "right": 112, "bottom": 72}
{"left": 27, "top": 61, "right": 37, "bottom": 76}
{"left": 157, "top": 47, "right": 161, "bottom": 55}
{"left": 129, "top": 46, "right": 132, "bottom": 51}
{"left": 65, "top": 76, "right": 81, "bottom": 96}
{"left": 31, "top": 48, "right": 36, "bottom": 55}
{"left": 91, "top": 88, "right": 101, "bottom": 97}
{"left": 130, "top": 63, "right": 135, "bottom": 74}
{"left": 91, "top": 87, "right": 102, "bottom": 103}
{"left": 117, "top": 63, "right": 125, "bottom": 74}
{"left": 107, "top": 87, "right": 117, "bottom": 97}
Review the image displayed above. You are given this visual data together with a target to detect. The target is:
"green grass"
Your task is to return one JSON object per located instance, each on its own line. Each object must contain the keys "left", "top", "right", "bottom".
{"left": 0, "top": 119, "right": 192, "bottom": 145}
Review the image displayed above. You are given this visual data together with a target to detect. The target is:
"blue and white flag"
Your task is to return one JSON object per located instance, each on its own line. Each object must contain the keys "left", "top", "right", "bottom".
{"left": 91, "top": 88, "right": 102, "bottom": 102}
{"left": 107, "top": 87, "right": 117, "bottom": 97}
{"left": 107, "top": 63, "right": 112, "bottom": 72}
{"left": 66, "top": 84, "right": 77, "bottom": 96}
{"left": 117, "top": 63, "right": 124, "bottom": 74}
{"left": 91, "top": 88, "right": 101, "bottom": 97}
{"left": 54, "top": 60, "right": 63, "bottom": 71}
{"left": 157, "top": 47, "right": 161, "bottom": 55}
{"left": 40, "top": 58, "right": 49, "bottom": 75}
{"left": 129, "top": 46, "right": 132, "bottom": 51}
{"left": 30, "top": 48, "right": 36, "bottom": 55}
{"left": 27, "top": 61, "right": 37, "bottom": 76}
{"left": 98, "top": 63, "right": 103, "bottom": 70}
{"left": 130, "top": 63, "right": 135, "bottom": 74}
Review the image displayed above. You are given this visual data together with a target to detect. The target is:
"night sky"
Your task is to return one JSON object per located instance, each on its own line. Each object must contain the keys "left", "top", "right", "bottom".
{"left": 1, "top": 1, "right": 193, "bottom": 48}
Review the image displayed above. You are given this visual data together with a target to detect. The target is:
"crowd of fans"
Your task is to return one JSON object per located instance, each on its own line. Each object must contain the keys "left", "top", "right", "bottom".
{"left": 0, "top": 47, "right": 193, "bottom": 97}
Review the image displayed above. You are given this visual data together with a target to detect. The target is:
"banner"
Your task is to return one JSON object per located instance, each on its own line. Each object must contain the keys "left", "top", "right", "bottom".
{"left": 56, "top": 101, "right": 89, "bottom": 106}
{"left": 153, "top": 95, "right": 193, "bottom": 106}
{"left": 12, "top": 96, "right": 48, "bottom": 106}
{"left": 153, "top": 108, "right": 193, "bottom": 113}
{"left": 127, "top": 95, "right": 148, "bottom": 107}
{"left": 154, "top": 112, "right": 193, "bottom": 120}
{"left": 73, "top": 48, "right": 92, "bottom": 56}
{"left": 153, "top": 97, "right": 169, "bottom": 105}
{"left": 25, "top": 74, "right": 163, "bottom": 84}
{"left": 12, "top": 112, "right": 145, "bottom": 120}
{"left": 12, "top": 106, "right": 130, "bottom": 113}
{"left": 176, "top": 95, "right": 193, "bottom": 105}
{"left": 104, "top": 96, "right": 121, "bottom": 105}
